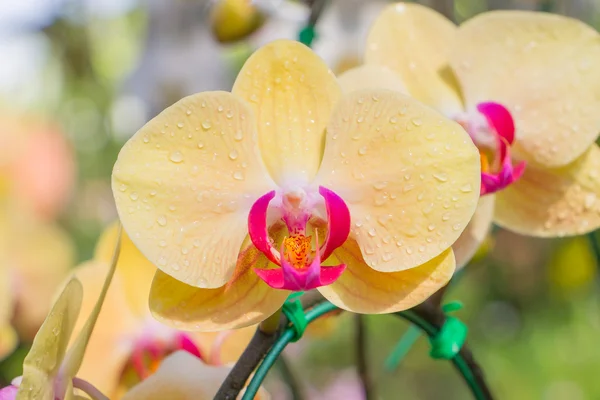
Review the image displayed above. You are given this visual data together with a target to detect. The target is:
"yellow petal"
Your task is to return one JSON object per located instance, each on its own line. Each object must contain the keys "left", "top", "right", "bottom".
{"left": 337, "top": 65, "right": 408, "bottom": 95}
{"left": 150, "top": 238, "right": 289, "bottom": 332}
{"left": 60, "top": 226, "right": 122, "bottom": 388}
{"left": 122, "top": 351, "right": 229, "bottom": 400}
{"left": 71, "top": 260, "right": 138, "bottom": 397}
{"left": 18, "top": 278, "right": 83, "bottom": 400}
{"left": 366, "top": 3, "right": 463, "bottom": 115}
{"left": 315, "top": 89, "right": 480, "bottom": 272}
{"left": 494, "top": 144, "right": 600, "bottom": 237}
{"left": 11, "top": 220, "right": 75, "bottom": 340}
{"left": 112, "top": 91, "right": 275, "bottom": 288}
{"left": 318, "top": 239, "right": 455, "bottom": 314}
{"left": 95, "top": 221, "right": 157, "bottom": 317}
{"left": 450, "top": 11, "right": 600, "bottom": 167}
{"left": 232, "top": 39, "right": 342, "bottom": 185}
{"left": 452, "top": 194, "right": 495, "bottom": 269}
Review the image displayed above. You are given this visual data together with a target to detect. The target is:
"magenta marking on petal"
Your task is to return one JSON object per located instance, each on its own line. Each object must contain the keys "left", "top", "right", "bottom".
{"left": 477, "top": 102, "right": 515, "bottom": 144}
{"left": 480, "top": 138, "right": 526, "bottom": 195}
{"left": 175, "top": 333, "right": 203, "bottom": 360}
{"left": 255, "top": 244, "right": 346, "bottom": 291}
{"left": 248, "top": 190, "right": 280, "bottom": 265}
{"left": 318, "top": 186, "right": 351, "bottom": 261}
{"left": 0, "top": 385, "right": 18, "bottom": 400}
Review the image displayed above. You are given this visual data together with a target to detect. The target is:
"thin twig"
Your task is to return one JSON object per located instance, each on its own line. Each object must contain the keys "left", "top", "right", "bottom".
{"left": 276, "top": 355, "right": 305, "bottom": 400}
{"left": 355, "top": 314, "right": 374, "bottom": 400}
{"left": 214, "top": 316, "right": 285, "bottom": 400}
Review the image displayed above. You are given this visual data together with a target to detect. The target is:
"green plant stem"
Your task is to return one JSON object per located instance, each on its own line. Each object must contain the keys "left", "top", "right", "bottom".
{"left": 241, "top": 301, "right": 493, "bottom": 400}
{"left": 355, "top": 314, "right": 374, "bottom": 400}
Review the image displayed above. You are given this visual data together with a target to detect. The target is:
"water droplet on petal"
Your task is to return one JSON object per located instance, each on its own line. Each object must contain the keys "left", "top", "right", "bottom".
{"left": 368, "top": 228, "right": 376, "bottom": 237}
{"left": 169, "top": 151, "right": 184, "bottom": 163}
{"left": 433, "top": 173, "right": 448, "bottom": 182}
{"left": 233, "top": 171, "right": 245, "bottom": 180}
{"left": 201, "top": 120, "right": 212, "bottom": 130}
{"left": 389, "top": 116, "right": 397, "bottom": 124}
{"left": 358, "top": 146, "right": 368, "bottom": 155}
{"left": 177, "top": 122, "right": 184, "bottom": 129}
{"left": 119, "top": 184, "right": 127, "bottom": 192}
{"left": 157, "top": 215, "right": 167, "bottom": 226}
{"left": 234, "top": 130, "right": 244, "bottom": 141}
{"left": 411, "top": 118, "right": 422, "bottom": 126}
{"left": 129, "top": 192, "right": 139, "bottom": 201}
{"left": 143, "top": 136, "right": 150, "bottom": 143}
{"left": 460, "top": 184, "right": 472, "bottom": 193}
{"left": 229, "top": 150, "right": 239, "bottom": 160}
{"left": 197, "top": 142, "right": 205, "bottom": 149}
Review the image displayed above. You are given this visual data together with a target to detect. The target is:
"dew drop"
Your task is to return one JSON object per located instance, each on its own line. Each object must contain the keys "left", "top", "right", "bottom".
{"left": 403, "top": 184, "right": 415, "bottom": 193}
{"left": 460, "top": 184, "right": 473, "bottom": 193}
{"left": 169, "top": 151, "right": 184, "bottom": 163}
{"left": 157, "top": 215, "right": 167, "bottom": 226}
{"left": 226, "top": 110, "right": 234, "bottom": 119}
{"left": 433, "top": 173, "right": 448, "bottom": 182}
{"left": 177, "top": 122, "right": 184, "bottom": 129}
{"left": 143, "top": 136, "right": 150, "bottom": 143}
{"left": 201, "top": 120, "right": 212, "bottom": 130}
{"left": 405, "top": 247, "right": 413, "bottom": 255}
{"left": 411, "top": 118, "right": 423, "bottom": 126}
{"left": 373, "top": 181, "right": 387, "bottom": 190}
{"left": 217, "top": 105, "right": 224, "bottom": 113}
{"left": 234, "top": 130, "right": 244, "bottom": 141}
{"left": 584, "top": 193, "right": 596, "bottom": 210}
{"left": 197, "top": 142, "right": 205, "bottom": 149}
{"left": 389, "top": 116, "right": 398, "bottom": 124}
{"left": 158, "top": 257, "right": 167, "bottom": 266}
{"left": 193, "top": 239, "right": 201, "bottom": 248}
{"left": 358, "top": 146, "right": 368, "bottom": 155}
{"left": 233, "top": 171, "right": 245, "bottom": 180}
{"left": 368, "top": 228, "right": 377, "bottom": 237}
{"left": 186, "top": 109, "right": 192, "bottom": 116}
{"left": 229, "top": 150, "right": 239, "bottom": 160}
{"left": 129, "top": 192, "right": 139, "bottom": 201}
{"left": 119, "top": 184, "right": 127, "bottom": 192}
{"left": 181, "top": 247, "right": 189, "bottom": 255}
{"left": 427, "top": 224, "right": 435, "bottom": 232}
{"left": 442, "top": 213, "right": 450, "bottom": 221}
{"left": 452, "top": 223, "right": 462, "bottom": 231}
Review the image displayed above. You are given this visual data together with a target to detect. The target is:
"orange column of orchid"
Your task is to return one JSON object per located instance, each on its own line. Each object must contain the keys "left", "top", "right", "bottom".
{"left": 343, "top": 3, "right": 600, "bottom": 267}
{"left": 111, "top": 39, "right": 481, "bottom": 331}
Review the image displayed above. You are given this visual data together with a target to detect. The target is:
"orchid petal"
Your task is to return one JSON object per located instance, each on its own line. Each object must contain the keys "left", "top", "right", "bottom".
{"left": 337, "top": 65, "right": 408, "bottom": 95}
{"left": 476, "top": 102, "right": 515, "bottom": 144}
{"left": 247, "top": 191, "right": 279, "bottom": 265}
{"left": 255, "top": 242, "right": 345, "bottom": 291}
{"left": 94, "top": 222, "right": 157, "bottom": 317}
{"left": 494, "top": 144, "right": 600, "bottom": 237}
{"left": 232, "top": 39, "right": 342, "bottom": 185}
{"left": 366, "top": 3, "right": 463, "bottom": 115}
{"left": 317, "top": 239, "right": 455, "bottom": 314}
{"left": 149, "top": 237, "right": 289, "bottom": 332}
{"left": 121, "top": 350, "right": 231, "bottom": 400}
{"left": 452, "top": 195, "right": 495, "bottom": 269}
{"left": 315, "top": 89, "right": 480, "bottom": 272}
{"left": 112, "top": 91, "right": 275, "bottom": 288}
{"left": 58, "top": 227, "right": 122, "bottom": 399}
{"left": 122, "top": 350, "right": 267, "bottom": 400}
{"left": 17, "top": 278, "right": 83, "bottom": 400}
{"left": 451, "top": 11, "right": 600, "bottom": 167}
{"left": 480, "top": 138, "right": 526, "bottom": 195}
{"left": 0, "top": 385, "right": 17, "bottom": 400}
{"left": 318, "top": 186, "right": 351, "bottom": 261}
{"left": 71, "top": 261, "right": 138, "bottom": 397}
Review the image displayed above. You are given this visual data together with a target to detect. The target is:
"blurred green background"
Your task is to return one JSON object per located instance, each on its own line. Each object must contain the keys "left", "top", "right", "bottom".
{"left": 1, "top": 0, "right": 600, "bottom": 399}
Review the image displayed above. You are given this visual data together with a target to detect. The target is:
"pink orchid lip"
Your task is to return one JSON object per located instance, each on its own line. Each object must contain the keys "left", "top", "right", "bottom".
{"left": 130, "top": 333, "right": 203, "bottom": 379}
{"left": 476, "top": 101, "right": 526, "bottom": 195}
{"left": 0, "top": 384, "right": 17, "bottom": 400}
{"left": 249, "top": 186, "right": 351, "bottom": 291}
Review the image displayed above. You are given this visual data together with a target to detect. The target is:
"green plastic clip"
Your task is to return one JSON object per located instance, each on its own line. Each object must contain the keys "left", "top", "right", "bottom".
{"left": 429, "top": 301, "right": 468, "bottom": 360}
{"left": 282, "top": 292, "right": 308, "bottom": 342}
{"left": 298, "top": 25, "right": 317, "bottom": 47}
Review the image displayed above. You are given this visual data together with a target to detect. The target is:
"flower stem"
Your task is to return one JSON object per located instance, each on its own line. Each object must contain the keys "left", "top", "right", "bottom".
{"left": 260, "top": 308, "right": 283, "bottom": 335}
{"left": 355, "top": 314, "right": 374, "bottom": 400}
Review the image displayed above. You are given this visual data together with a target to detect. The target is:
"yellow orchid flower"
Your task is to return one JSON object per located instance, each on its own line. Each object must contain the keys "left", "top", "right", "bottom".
{"left": 346, "top": 3, "right": 600, "bottom": 266}
{"left": 0, "top": 227, "right": 121, "bottom": 400}
{"left": 72, "top": 223, "right": 255, "bottom": 398}
{"left": 121, "top": 350, "right": 268, "bottom": 400}
{"left": 112, "top": 39, "right": 481, "bottom": 331}
{"left": 0, "top": 202, "right": 75, "bottom": 359}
